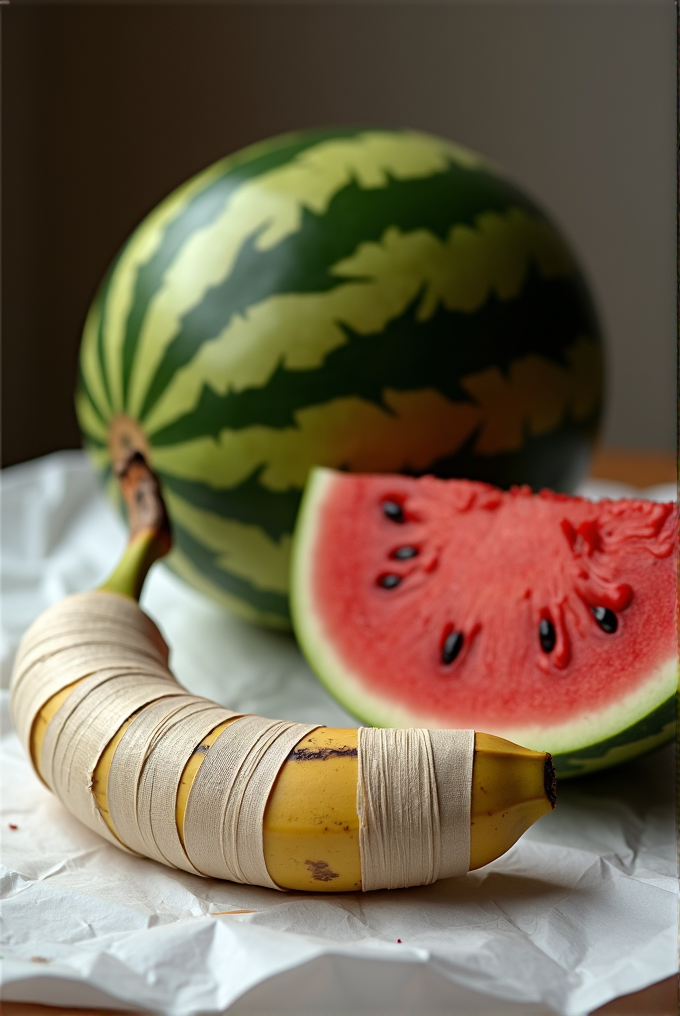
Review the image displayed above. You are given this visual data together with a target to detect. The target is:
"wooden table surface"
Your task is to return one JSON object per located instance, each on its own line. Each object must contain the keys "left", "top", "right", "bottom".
{"left": 587, "top": 447, "right": 676, "bottom": 488}
{"left": 3, "top": 976, "right": 679, "bottom": 1016}
{"left": 3, "top": 449, "right": 677, "bottom": 1016}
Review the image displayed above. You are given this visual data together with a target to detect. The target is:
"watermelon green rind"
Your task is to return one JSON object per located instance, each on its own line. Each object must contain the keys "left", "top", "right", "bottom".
{"left": 157, "top": 469, "right": 300, "bottom": 544}
{"left": 125, "top": 129, "right": 364, "bottom": 412}
{"left": 168, "top": 521, "right": 290, "bottom": 627}
{"left": 77, "top": 127, "right": 604, "bottom": 624}
{"left": 165, "top": 535, "right": 291, "bottom": 630}
{"left": 138, "top": 174, "right": 587, "bottom": 428}
{"left": 429, "top": 414, "right": 597, "bottom": 495}
{"left": 134, "top": 147, "right": 547, "bottom": 423}
{"left": 145, "top": 270, "right": 594, "bottom": 448}
{"left": 550, "top": 696, "right": 676, "bottom": 776}
{"left": 290, "top": 468, "right": 677, "bottom": 776}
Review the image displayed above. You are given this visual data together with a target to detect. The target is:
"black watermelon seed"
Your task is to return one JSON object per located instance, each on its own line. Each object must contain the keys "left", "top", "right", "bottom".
{"left": 442, "top": 631, "right": 464, "bottom": 665}
{"left": 382, "top": 501, "right": 404, "bottom": 523}
{"left": 378, "top": 574, "right": 402, "bottom": 589}
{"left": 392, "top": 546, "right": 418, "bottom": 560}
{"left": 539, "top": 619, "right": 556, "bottom": 653}
{"left": 592, "top": 606, "right": 617, "bottom": 633}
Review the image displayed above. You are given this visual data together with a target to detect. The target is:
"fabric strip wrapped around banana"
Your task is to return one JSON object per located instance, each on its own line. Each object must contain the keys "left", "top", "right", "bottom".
{"left": 11, "top": 454, "right": 556, "bottom": 892}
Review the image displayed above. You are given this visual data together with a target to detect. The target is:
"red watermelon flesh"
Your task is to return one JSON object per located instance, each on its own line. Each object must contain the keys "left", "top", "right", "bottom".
{"left": 291, "top": 469, "right": 677, "bottom": 775}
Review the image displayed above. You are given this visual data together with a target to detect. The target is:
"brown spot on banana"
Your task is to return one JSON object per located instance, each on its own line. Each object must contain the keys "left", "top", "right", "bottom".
{"left": 288, "top": 745, "right": 358, "bottom": 761}
{"left": 305, "top": 860, "right": 340, "bottom": 882}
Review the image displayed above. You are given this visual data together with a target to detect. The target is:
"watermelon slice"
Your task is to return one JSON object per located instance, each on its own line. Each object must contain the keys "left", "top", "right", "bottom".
{"left": 291, "top": 468, "right": 677, "bottom": 777}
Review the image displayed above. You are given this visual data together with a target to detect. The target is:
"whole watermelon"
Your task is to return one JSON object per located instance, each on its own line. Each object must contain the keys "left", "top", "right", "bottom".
{"left": 76, "top": 128, "right": 604, "bottom": 628}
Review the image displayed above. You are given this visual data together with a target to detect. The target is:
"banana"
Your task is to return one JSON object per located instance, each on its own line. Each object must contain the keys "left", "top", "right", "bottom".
{"left": 16, "top": 454, "right": 556, "bottom": 893}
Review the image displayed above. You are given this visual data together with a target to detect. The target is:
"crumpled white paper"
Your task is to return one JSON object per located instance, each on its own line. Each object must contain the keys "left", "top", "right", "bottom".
{"left": 1, "top": 452, "right": 676, "bottom": 1016}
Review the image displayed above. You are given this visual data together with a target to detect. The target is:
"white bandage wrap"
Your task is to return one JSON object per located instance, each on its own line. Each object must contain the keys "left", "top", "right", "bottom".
{"left": 10, "top": 591, "right": 317, "bottom": 886}
{"left": 357, "top": 727, "right": 474, "bottom": 889}
{"left": 106, "top": 695, "right": 233, "bottom": 873}
{"left": 11, "top": 591, "right": 475, "bottom": 892}
{"left": 183, "top": 715, "right": 317, "bottom": 889}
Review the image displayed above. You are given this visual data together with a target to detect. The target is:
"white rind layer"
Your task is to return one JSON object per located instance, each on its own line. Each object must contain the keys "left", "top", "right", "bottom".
{"left": 291, "top": 468, "right": 677, "bottom": 756}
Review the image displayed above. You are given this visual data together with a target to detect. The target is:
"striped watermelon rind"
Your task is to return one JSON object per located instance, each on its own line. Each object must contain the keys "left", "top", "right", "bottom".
{"left": 77, "top": 127, "right": 603, "bottom": 627}
{"left": 550, "top": 696, "right": 676, "bottom": 777}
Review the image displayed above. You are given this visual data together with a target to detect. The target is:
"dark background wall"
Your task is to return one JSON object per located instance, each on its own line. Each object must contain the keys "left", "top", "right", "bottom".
{"left": 3, "top": 2, "right": 676, "bottom": 468}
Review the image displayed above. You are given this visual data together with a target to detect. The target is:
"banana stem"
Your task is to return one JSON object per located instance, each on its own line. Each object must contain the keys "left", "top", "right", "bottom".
{"left": 99, "top": 452, "right": 172, "bottom": 602}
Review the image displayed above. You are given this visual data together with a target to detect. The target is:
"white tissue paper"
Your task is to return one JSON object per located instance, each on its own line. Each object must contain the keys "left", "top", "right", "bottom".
{"left": 1, "top": 451, "right": 676, "bottom": 1016}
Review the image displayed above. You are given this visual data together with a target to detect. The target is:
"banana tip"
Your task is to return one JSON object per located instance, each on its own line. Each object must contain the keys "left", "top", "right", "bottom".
{"left": 544, "top": 753, "right": 557, "bottom": 808}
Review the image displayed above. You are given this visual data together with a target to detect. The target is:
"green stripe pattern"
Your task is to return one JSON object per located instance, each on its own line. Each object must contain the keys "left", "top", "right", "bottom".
{"left": 552, "top": 695, "right": 676, "bottom": 778}
{"left": 77, "top": 128, "right": 603, "bottom": 627}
